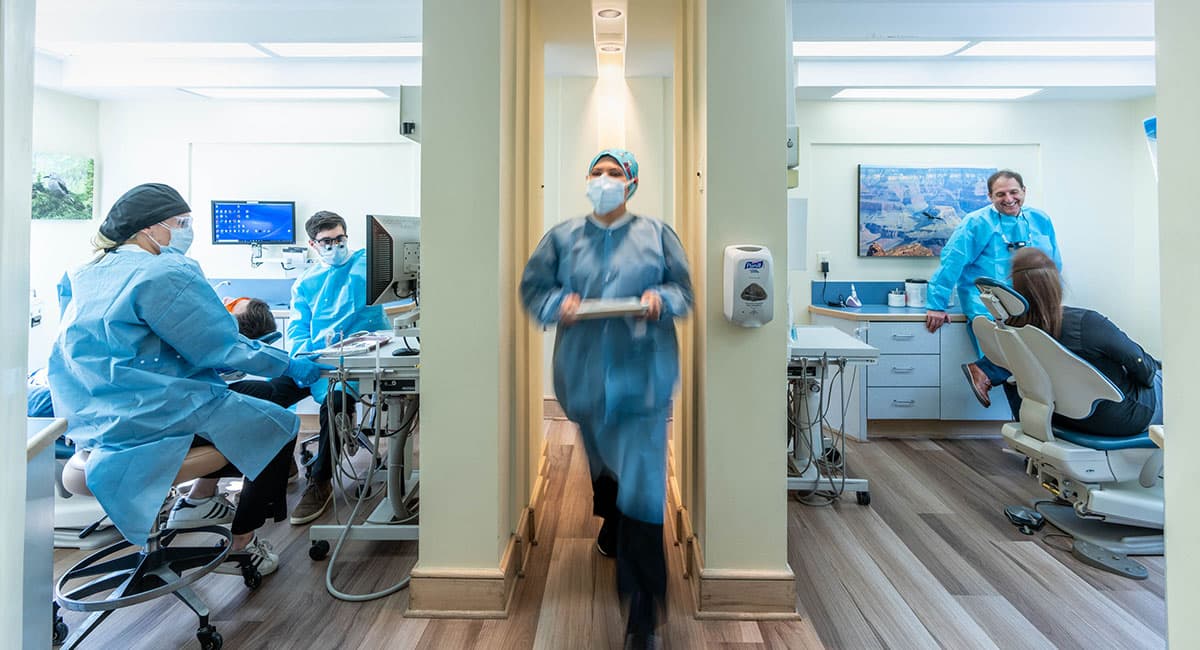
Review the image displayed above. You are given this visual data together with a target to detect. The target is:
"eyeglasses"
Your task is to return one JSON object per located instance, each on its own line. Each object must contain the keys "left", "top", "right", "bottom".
{"left": 314, "top": 235, "right": 348, "bottom": 247}
{"left": 161, "top": 216, "right": 192, "bottom": 229}
{"left": 1006, "top": 240, "right": 1028, "bottom": 251}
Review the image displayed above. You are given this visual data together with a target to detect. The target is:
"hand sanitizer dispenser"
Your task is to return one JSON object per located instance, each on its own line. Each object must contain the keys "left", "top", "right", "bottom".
{"left": 723, "top": 245, "right": 774, "bottom": 327}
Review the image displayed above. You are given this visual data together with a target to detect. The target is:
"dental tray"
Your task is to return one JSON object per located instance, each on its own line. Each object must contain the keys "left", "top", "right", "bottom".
{"left": 317, "top": 334, "right": 392, "bottom": 357}
{"left": 573, "top": 298, "right": 648, "bottom": 320}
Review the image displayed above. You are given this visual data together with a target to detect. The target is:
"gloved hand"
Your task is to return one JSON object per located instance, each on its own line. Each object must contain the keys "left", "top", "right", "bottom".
{"left": 285, "top": 354, "right": 335, "bottom": 388}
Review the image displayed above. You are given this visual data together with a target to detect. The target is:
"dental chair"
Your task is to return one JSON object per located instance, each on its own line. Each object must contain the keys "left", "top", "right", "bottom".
{"left": 971, "top": 278, "right": 1163, "bottom": 559}
{"left": 54, "top": 446, "right": 264, "bottom": 649}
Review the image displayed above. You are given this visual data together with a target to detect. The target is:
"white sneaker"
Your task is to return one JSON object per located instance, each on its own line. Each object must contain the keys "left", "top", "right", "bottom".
{"left": 166, "top": 495, "right": 236, "bottom": 530}
{"left": 218, "top": 535, "right": 279, "bottom": 577}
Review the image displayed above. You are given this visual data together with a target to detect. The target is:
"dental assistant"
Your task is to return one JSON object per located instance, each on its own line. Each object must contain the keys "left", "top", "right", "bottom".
{"left": 521, "top": 149, "right": 693, "bottom": 648}
{"left": 924, "top": 170, "right": 1062, "bottom": 407}
{"left": 48, "top": 183, "right": 330, "bottom": 572}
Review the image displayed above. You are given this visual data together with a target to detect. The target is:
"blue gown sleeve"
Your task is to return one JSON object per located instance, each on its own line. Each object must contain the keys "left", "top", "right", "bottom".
{"left": 520, "top": 231, "right": 569, "bottom": 326}
{"left": 57, "top": 271, "right": 73, "bottom": 317}
{"left": 140, "top": 261, "right": 291, "bottom": 378}
{"left": 1046, "top": 217, "right": 1063, "bottom": 270}
{"left": 287, "top": 279, "right": 316, "bottom": 356}
{"left": 648, "top": 225, "right": 694, "bottom": 319}
{"left": 927, "top": 217, "right": 988, "bottom": 311}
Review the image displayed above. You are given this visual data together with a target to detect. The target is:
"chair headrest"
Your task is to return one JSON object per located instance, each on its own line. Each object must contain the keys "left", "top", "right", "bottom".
{"left": 975, "top": 278, "right": 1028, "bottom": 320}
{"left": 258, "top": 331, "right": 283, "bottom": 345}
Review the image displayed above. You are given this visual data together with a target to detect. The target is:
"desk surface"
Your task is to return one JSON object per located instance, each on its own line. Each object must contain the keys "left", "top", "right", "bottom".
{"left": 809, "top": 304, "right": 968, "bottom": 323}
{"left": 317, "top": 335, "right": 420, "bottom": 372}
{"left": 789, "top": 326, "right": 879, "bottom": 362}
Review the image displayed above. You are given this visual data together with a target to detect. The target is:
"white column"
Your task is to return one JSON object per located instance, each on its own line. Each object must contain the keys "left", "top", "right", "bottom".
{"left": 0, "top": 0, "right": 37, "bottom": 639}
{"left": 1156, "top": 0, "right": 1200, "bottom": 645}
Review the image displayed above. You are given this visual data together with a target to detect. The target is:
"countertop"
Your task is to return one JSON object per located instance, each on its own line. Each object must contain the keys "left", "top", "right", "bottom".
{"left": 808, "top": 304, "right": 968, "bottom": 323}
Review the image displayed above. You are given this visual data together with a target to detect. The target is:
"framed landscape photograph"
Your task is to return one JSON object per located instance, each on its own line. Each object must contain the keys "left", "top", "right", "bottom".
{"left": 857, "top": 165, "right": 995, "bottom": 257}
{"left": 32, "top": 152, "right": 95, "bottom": 220}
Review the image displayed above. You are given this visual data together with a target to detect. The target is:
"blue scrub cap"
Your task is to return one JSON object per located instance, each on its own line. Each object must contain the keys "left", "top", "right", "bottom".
{"left": 100, "top": 183, "right": 191, "bottom": 243}
{"left": 588, "top": 149, "right": 639, "bottom": 202}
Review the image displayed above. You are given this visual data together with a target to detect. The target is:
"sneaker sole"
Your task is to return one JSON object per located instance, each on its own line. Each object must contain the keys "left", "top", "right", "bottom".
{"left": 289, "top": 492, "right": 332, "bottom": 525}
{"left": 165, "top": 518, "right": 234, "bottom": 531}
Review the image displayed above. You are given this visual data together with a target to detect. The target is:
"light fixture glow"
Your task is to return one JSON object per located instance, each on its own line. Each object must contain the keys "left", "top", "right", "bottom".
{"left": 181, "top": 88, "right": 390, "bottom": 100}
{"left": 597, "top": 8, "right": 622, "bottom": 18}
{"left": 792, "top": 41, "right": 969, "bottom": 57}
{"left": 599, "top": 44, "right": 623, "bottom": 53}
{"left": 957, "top": 40, "right": 1155, "bottom": 57}
{"left": 258, "top": 42, "right": 423, "bottom": 58}
{"left": 833, "top": 88, "right": 1043, "bottom": 100}
{"left": 36, "top": 42, "right": 269, "bottom": 59}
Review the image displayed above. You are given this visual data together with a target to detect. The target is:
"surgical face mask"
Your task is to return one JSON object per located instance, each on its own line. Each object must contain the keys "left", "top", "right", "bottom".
{"left": 164, "top": 224, "right": 194, "bottom": 255}
{"left": 587, "top": 175, "right": 627, "bottom": 216}
{"left": 317, "top": 242, "right": 351, "bottom": 266}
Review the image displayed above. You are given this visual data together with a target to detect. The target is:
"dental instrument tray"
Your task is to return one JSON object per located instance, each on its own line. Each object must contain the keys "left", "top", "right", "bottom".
{"left": 317, "top": 333, "right": 392, "bottom": 357}
{"left": 573, "top": 298, "right": 649, "bottom": 320}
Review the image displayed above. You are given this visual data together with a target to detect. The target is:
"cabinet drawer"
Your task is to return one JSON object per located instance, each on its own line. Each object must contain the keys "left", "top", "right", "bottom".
{"left": 868, "top": 322, "right": 939, "bottom": 355}
{"left": 868, "top": 354, "right": 940, "bottom": 387}
{"left": 868, "top": 387, "right": 940, "bottom": 419}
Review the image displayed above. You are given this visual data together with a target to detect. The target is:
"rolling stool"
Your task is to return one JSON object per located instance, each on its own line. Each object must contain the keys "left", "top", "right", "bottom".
{"left": 54, "top": 447, "right": 264, "bottom": 649}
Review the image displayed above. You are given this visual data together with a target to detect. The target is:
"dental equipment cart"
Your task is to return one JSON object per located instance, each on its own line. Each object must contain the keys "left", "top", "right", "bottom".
{"left": 788, "top": 326, "right": 878, "bottom": 505}
{"left": 308, "top": 336, "right": 421, "bottom": 559}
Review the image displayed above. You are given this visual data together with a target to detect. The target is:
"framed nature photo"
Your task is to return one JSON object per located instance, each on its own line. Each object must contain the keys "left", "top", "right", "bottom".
{"left": 32, "top": 152, "right": 95, "bottom": 220}
{"left": 857, "top": 164, "right": 995, "bottom": 257}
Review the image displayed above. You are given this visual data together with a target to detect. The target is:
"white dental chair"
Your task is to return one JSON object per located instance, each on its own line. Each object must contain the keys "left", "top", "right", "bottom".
{"left": 971, "top": 278, "right": 1163, "bottom": 557}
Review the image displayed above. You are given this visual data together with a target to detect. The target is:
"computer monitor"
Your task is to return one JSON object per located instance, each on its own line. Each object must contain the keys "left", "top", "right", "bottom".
{"left": 366, "top": 214, "right": 420, "bottom": 306}
{"left": 211, "top": 200, "right": 296, "bottom": 245}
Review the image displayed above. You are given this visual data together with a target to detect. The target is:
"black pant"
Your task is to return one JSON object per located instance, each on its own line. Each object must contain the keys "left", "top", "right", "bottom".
{"left": 191, "top": 437, "right": 293, "bottom": 536}
{"left": 243, "top": 379, "right": 356, "bottom": 484}
{"left": 592, "top": 475, "right": 666, "bottom": 635}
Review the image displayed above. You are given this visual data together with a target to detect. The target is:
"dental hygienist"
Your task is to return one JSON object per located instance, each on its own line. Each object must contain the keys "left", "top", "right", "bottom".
{"left": 520, "top": 149, "right": 693, "bottom": 648}
{"left": 49, "top": 183, "right": 331, "bottom": 575}
{"left": 924, "top": 169, "right": 1062, "bottom": 408}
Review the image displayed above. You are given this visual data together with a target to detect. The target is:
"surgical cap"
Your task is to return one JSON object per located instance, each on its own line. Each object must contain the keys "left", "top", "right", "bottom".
{"left": 588, "top": 149, "right": 639, "bottom": 201}
{"left": 99, "top": 183, "right": 191, "bottom": 243}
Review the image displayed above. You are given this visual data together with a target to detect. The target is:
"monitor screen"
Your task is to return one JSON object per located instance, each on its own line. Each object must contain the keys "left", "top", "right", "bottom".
{"left": 211, "top": 201, "right": 296, "bottom": 244}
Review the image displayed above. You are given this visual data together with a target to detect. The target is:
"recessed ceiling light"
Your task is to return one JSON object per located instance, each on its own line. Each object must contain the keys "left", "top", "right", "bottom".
{"left": 833, "top": 88, "right": 1043, "bottom": 100}
{"left": 957, "top": 40, "right": 1155, "bottom": 57}
{"left": 599, "top": 44, "right": 623, "bottom": 53}
{"left": 792, "top": 41, "right": 969, "bottom": 57}
{"left": 36, "top": 42, "right": 269, "bottom": 59}
{"left": 181, "top": 88, "right": 390, "bottom": 100}
{"left": 597, "top": 8, "right": 622, "bottom": 18}
{"left": 258, "top": 42, "right": 423, "bottom": 58}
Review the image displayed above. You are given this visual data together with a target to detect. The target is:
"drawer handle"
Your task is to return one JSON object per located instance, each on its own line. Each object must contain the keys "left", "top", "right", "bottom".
{"left": 891, "top": 399, "right": 916, "bottom": 407}
{"left": 891, "top": 367, "right": 915, "bottom": 373}
{"left": 891, "top": 334, "right": 915, "bottom": 340}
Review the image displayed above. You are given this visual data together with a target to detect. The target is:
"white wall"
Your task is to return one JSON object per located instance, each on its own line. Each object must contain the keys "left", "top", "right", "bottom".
{"left": 28, "top": 88, "right": 100, "bottom": 372}
{"left": 541, "top": 76, "right": 673, "bottom": 396}
{"left": 792, "top": 98, "right": 1161, "bottom": 356}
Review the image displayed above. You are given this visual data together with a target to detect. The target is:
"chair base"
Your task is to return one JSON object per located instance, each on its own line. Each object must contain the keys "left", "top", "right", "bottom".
{"left": 1039, "top": 503, "right": 1164, "bottom": 556}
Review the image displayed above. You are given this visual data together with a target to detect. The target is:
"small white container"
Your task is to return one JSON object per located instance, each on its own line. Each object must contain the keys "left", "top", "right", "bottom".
{"left": 887, "top": 291, "right": 906, "bottom": 307}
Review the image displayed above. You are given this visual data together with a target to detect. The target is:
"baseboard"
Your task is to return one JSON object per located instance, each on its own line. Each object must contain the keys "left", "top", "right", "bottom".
{"left": 406, "top": 435, "right": 550, "bottom": 619}
{"left": 866, "top": 419, "right": 1005, "bottom": 439}
{"left": 667, "top": 475, "right": 799, "bottom": 619}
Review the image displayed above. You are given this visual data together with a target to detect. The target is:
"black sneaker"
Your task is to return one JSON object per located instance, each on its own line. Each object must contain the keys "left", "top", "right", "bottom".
{"left": 597, "top": 517, "right": 618, "bottom": 557}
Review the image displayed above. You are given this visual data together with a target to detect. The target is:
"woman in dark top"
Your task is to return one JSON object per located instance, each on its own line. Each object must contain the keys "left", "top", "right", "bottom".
{"left": 1006, "top": 247, "right": 1163, "bottom": 436}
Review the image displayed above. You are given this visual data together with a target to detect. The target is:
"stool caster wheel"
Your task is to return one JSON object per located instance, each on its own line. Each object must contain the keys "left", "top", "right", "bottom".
{"left": 241, "top": 565, "right": 262, "bottom": 590}
{"left": 197, "top": 625, "right": 223, "bottom": 650}
{"left": 309, "top": 540, "right": 330, "bottom": 561}
{"left": 856, "top": 491, "right": 871, "bottom": 506}
{"left": 52, "top": 619, "right": 68, "bottom": 646}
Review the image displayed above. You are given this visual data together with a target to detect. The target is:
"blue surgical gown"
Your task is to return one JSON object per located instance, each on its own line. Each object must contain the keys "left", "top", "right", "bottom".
{"left": 520, "top": 214, "right": 693, "bottom": 524}
{"left": 287, "top": 248, "right": 388, "bottom": 403}
{"left": 928, "top": 205, "right": 1062, "bottom": 325}
{"left": 48, "top": 247, "right": 299, "bottom": 545}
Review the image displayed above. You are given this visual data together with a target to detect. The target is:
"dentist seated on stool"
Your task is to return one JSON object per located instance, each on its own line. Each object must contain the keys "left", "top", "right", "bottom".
{"left": 923, "top": 169, "right": 1062, "bottom": 408}
{"left": 48, "top": 182, "right": 332, "bottom": 575}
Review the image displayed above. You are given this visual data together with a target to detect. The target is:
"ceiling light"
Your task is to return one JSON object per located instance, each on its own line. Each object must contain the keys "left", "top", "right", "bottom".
{"left": 793, "top": 41, "right": 969, "bottom": 57}
{"left": 833, "top": 88, "right": 1042, "bottom": 100}
{"left": 181, "top": 88, "right": 390, "bottom": 100}
{"left": 599, "top": 44, "right": 623, "bottom": 53}
{"left": 36, "top": 42, "right": 269, "bottom": 59}
{"left": 597, "top": 9, "right": 622, "bottom": 18}
{"left": 258, "top": 42, "right": 423, "bottom": 58}
{"left": 957, "top": 40, "right": 1155, "bottom": 57}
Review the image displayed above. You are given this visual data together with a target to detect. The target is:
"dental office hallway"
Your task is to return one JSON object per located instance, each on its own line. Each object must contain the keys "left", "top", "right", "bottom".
{"left": 52, "top": 420, "right": 1165, "bottom": 649}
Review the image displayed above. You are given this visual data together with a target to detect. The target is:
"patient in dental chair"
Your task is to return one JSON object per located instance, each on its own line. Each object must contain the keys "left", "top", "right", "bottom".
{"left": 1004, "top": 247, "right": 1163, "bottom": 437}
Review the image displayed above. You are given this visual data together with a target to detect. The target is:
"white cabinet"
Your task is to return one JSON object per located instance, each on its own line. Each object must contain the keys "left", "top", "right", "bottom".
{"left": 939, "top": 323, "right": 1011, "bottom": 421}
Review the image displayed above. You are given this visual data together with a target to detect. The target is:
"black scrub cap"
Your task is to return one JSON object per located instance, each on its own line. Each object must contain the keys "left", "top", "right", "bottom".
{"left": 99, "top": 183, "right": 191, "bottom": 243}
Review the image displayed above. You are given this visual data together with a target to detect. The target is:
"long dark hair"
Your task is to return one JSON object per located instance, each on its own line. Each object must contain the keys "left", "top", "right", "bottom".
{"left": 1007, "top": 247, "right": 1062, "bottom": 337}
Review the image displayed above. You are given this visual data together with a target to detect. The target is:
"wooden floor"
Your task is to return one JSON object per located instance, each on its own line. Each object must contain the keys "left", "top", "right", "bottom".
{"left": 54, "top": 422, "right": 1166, "bottom": 649}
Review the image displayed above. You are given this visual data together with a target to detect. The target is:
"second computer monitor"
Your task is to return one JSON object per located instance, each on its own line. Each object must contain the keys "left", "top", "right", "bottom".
{"left": 366, "top": 214, "right": 420, "bottom": 306}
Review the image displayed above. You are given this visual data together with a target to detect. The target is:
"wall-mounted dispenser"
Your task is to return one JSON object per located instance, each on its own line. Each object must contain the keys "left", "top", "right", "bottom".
{"left": 723, "top": 245, "right": 774, "bottom": 327}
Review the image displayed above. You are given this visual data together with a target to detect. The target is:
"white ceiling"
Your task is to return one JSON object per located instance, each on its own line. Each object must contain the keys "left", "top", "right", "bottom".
{"left": 34, "top": 0, "right": 1156, "bottom": 102}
